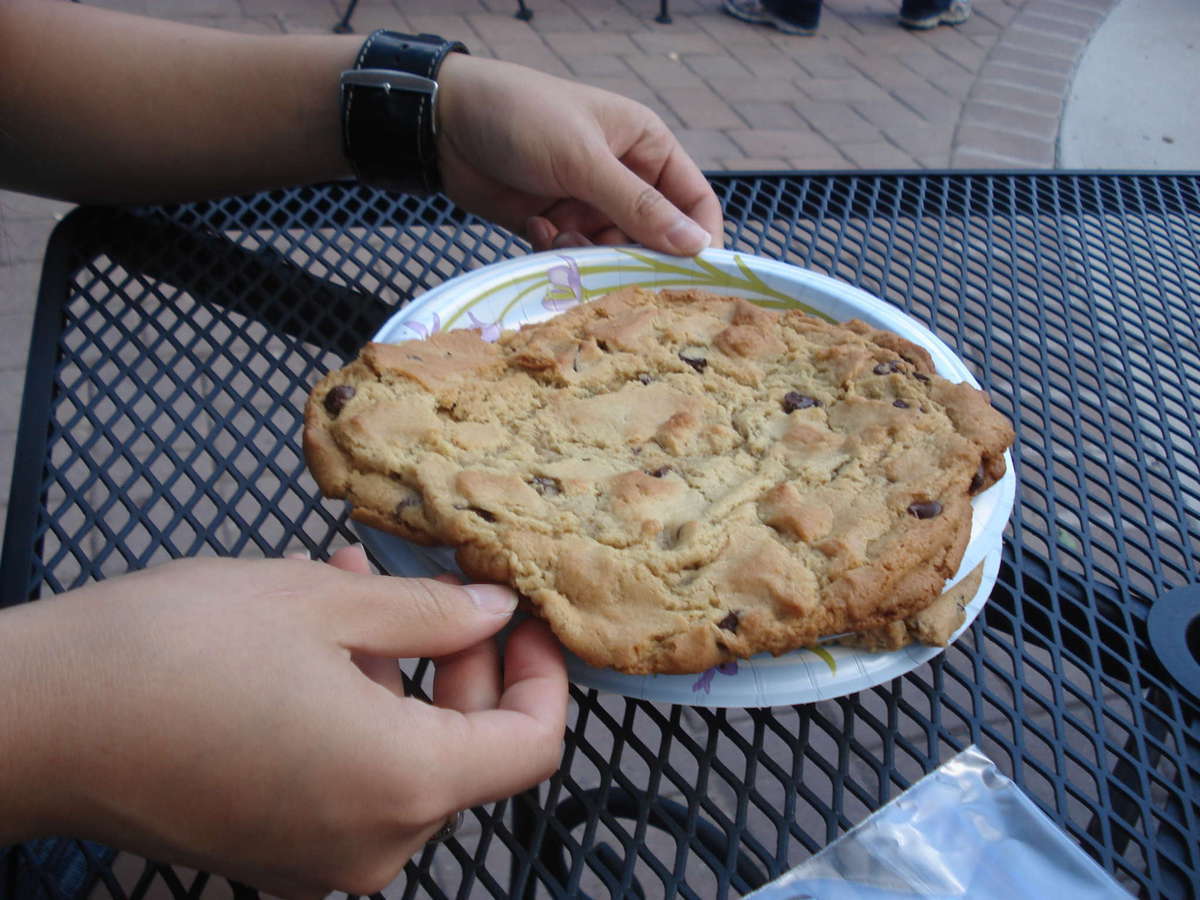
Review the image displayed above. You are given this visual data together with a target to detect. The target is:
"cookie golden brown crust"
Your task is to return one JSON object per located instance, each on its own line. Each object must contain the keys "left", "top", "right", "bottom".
{"left": 304, "top": 287, "right": 1014, "bottom": 674}
{"left": 837, "top": 559, "right": 985, "bottom": 652}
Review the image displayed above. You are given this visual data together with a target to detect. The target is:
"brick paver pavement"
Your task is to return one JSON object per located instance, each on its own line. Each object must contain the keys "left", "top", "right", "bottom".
{"left": 0, "top": 0, "right": 1118, "bottom": 540}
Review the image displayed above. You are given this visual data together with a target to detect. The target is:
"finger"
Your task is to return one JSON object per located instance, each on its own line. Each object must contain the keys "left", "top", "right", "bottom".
{"left": 582, "top": 152, "right": 712, "bottom": 256}
{"left": 536, "top": 198, "right": 619, "bottom": 240}
{"left": 354, "top": 653, "right": 407, "bottom": 697}
{"left": 433, "top": 637, "right": 502, "bottom": 712}
{"left": 326, "top": 573, "right": 518, "bottom": 660}
{"left": 592, "top": 225, "right": 630, "bottom": 246}
{"left": 320, "top": 545, "right": 407, "bottom": 695}
{"left": 328, "top": 543, "right": 371, "bottom": 574}
{"left": 643, "top": 143, "right": 725, "bottom": 250}
{"left": 528, "top": 207, "right": 611, "bottom": 251}
{"left": 526, "top": 215, "right": 557, "bottom": 251}
{"left": 551, "top": 230, "right": 593, "bottom": 250}
{"left": 428, "top": 619, "right": 569, "bottom": 810}
{"left": 540, "top": 177, "right": 717, "bottom": 251}
{"left": 495, "top": 619, "right": 567, "bottom": 725}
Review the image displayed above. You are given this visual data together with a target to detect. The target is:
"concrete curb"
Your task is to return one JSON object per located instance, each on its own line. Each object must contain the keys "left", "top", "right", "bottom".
{"left": 952, "top": 0, "right": 1121, "bottom": 168}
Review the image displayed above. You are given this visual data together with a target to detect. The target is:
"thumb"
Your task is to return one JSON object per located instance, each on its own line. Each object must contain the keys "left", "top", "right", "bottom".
{"left": 327, "top": 543, "right": 373, "bottom": 574}
{"left": 585, "top": 154, "right": 712, "bottom": 256}
{"left": 322, "top": 569, "right": 518, "bottom": 660}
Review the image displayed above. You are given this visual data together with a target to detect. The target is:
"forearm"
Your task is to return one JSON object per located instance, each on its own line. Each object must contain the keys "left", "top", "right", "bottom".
{"left": 0, "top": 0, "right": 360, "bottom": 204}
{"left": 0, "top": 600, "right": 75, "bottom": 844}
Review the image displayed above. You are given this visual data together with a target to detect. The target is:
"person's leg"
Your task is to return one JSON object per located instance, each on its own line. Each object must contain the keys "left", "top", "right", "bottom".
{"left": 898, "top": 0, "right": 971, "bottom": 29}
{"left": 764, "top": 0, "right": 822, "bottom": 30}
{"left": 722, "top": 0, "right": 822, "bottom": 35}
{"left": 722, "top": 0, "right": 772, "bottom": 25}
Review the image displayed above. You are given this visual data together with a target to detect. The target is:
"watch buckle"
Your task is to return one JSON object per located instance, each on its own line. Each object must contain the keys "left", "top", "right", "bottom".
{"left": 339, "top": 68, "right": 437, "bottom": 97}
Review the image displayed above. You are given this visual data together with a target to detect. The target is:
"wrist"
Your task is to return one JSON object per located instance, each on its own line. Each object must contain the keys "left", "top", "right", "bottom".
{"left": 339, "top": 30, "right": 469, "bottom": 194}
{"left": 432, "top": 52, "right": 469, "bottom": 137}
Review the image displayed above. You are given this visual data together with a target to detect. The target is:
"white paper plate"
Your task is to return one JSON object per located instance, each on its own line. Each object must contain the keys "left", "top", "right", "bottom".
{"left": 354, "top": 247, "right": 1016, "bottom": 707}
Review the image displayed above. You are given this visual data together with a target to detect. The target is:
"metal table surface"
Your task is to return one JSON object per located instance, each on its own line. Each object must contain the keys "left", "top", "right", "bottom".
{"left": 2, "top": 172, "right": 1198, "bottom": 899}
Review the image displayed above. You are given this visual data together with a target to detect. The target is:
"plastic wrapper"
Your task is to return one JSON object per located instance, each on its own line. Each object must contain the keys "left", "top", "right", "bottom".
{"left": 745, "top": 745, "right": 1129, "bottom": 899}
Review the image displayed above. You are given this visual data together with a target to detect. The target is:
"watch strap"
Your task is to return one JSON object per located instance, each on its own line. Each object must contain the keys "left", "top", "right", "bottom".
{"left": 340, "top": 30, "right": 468, "bottom": 194}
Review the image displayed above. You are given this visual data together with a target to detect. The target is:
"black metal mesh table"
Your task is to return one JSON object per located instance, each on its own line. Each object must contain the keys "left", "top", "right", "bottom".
{"left": 3, "top": 173, "right": 1198, "bottom": 899}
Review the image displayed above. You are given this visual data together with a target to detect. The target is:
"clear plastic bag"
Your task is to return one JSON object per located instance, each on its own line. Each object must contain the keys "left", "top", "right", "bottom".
{"left": 745, "top": 745, "right": 1130, "bottom": 899}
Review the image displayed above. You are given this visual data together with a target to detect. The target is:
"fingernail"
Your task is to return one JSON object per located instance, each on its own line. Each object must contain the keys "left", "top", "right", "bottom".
{"left": 665, "top": 218, "right": 711, "bottom": 255}
{"left": 527, "top": 217, "right": 553, "bottom": 249}
{"left": 462, "top": 583, "right": 518, "bottom": 615}
{"left": 285, "top": 549, "right": 311, "bottom": 560}
{"left": 552, "top": 230, "right": 590, "bottom": 249}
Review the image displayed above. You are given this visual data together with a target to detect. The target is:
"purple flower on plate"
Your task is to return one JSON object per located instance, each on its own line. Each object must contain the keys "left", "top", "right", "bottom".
{"left": 691, "top": 661, "right": 739, "bottom": 694}
{"left": 544, "top": 255, "right": 583, "bottom": 311}
{"left": 467, "top": 310, "right": 502, "bottom": 343}
{"left": 403, "top": 313, "right": 441, "bottom": 339}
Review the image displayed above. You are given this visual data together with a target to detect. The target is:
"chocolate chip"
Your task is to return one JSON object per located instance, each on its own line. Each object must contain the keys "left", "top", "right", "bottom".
{"left": 718, "top": 611, "right": 740, "bottom": 633}
{"left": 782, "top": 391, "right": 820, "bottom": 413}
{"left": 596, "top": 340, "right": 610, "bottom": 353}
{"left": 873, "top": 360, "right": 902, "bottom": 375}
{"left": 907, "top": 500, "right": 943, "bottom": 519}
{"left": 893, "top": 399, "right": 910, "bottom": 409}
{"left": 914, "top": 372, "right": 931, "bottom": 382}
{"left": 969, "top": 464, "right": 986, "bottom": 494}
{"left": 394, "top": 496, "right": 420, "bottom": 518}
{"left": 648, "top": 466, "right": 671, "bottom": 478}
{"left": 531, "top": 476, "right": 561, "bottom": 497}
{"left": 323, "top": 384, "right": 355, "bottom": 416}
{"left": 638, "top": 373, "right": 654, "bottom": 385}
{"left": 679, "top": 353, "right": 708, "bottom": 373}
{"left": 468, "top": 507, "right": 497, "bottom": 523}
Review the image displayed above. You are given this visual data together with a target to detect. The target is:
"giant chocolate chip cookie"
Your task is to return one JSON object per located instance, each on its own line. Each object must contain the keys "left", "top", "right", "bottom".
{"left": 304, "top": 287, "right": 1013, "bottom": 674}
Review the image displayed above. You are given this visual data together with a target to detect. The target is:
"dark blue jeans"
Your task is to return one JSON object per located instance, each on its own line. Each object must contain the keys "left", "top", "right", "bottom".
{"left": 763, "top": 0, "right": 957, "bottom": 28}
{"left": 1, "top": 840, "right": 117, "bottom": 899}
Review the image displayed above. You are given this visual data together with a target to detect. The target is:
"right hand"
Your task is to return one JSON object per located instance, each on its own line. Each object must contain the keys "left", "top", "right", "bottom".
{"left": 435, "top": 54, "right": 724, "bottom": 255}
{"left": 0, "top": 549, "right": 567, "bottom": 898}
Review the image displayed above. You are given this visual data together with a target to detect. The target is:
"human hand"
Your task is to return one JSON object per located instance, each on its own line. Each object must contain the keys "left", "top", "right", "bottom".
{"left": 436, "top": 54, "right": 723, "bottom": 256}
{"left": 0, "top": 548, "right": 566, "bottom": 899}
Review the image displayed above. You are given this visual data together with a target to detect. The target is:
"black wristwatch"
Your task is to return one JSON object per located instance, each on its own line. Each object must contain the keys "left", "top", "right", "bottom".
{"left": 339, "top": 30, "right": 468, "bottom": 194}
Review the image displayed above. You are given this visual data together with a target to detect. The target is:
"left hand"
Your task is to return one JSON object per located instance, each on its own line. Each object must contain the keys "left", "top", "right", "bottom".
{"left": 0, "top": 546, "right": 566, "bottom": 899}
{"left": 318, "top": 546, "right": 515, "bottom": 714}
{"left": 436, "top": 54, "right": 724, "bottom": 256}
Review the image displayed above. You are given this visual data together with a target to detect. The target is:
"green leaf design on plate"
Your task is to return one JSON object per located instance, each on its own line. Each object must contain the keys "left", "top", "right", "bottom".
{"left": 441, "top": 269, "right": 550, "bottom": 332}
{"left": 801, "top": 648, "right": 840, "bottom": 676}
{"left": 439, "top": 251, "right": 834, "bottom": 332}
{"left": 607, "top": 250, "right": 832, "bottom": 319}
{"left": 806, "top": 645, "right": 838, "bottom": 674}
